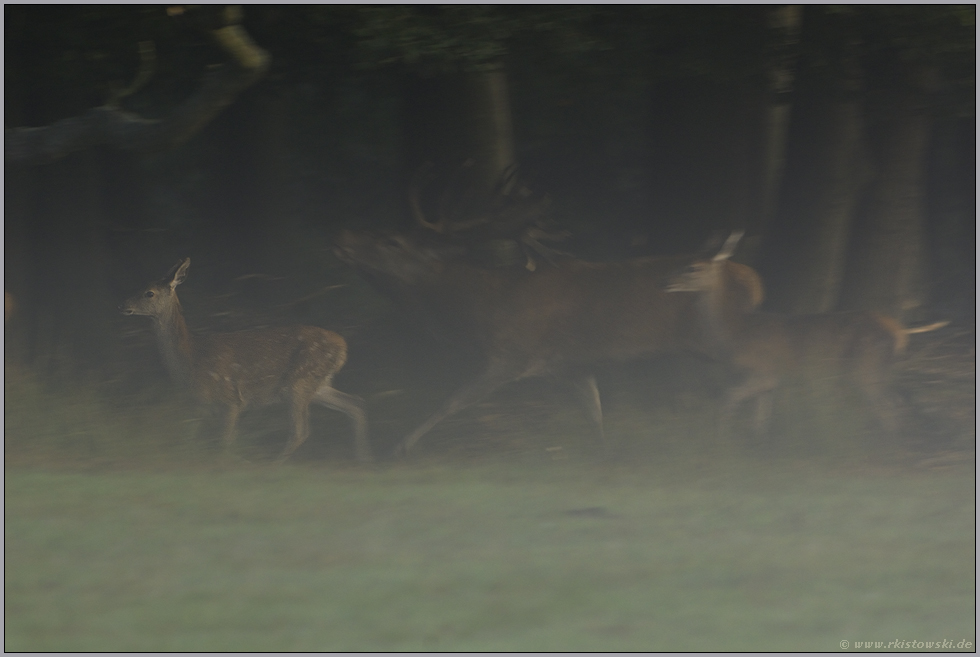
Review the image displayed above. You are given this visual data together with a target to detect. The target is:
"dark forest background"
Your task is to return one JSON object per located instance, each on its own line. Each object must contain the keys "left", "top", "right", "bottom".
{"left": 5, "top": 9, "right": 975, "bottom": 648}
{"left": 4, "top": 5, "right": 975, "bottom": 399}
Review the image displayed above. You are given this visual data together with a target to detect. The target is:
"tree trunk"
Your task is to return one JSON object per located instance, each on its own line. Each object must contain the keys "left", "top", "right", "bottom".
{"left": 24, "top": 151, "right": 117, "bottom": 381}
{"left": 4, "top": 10, "right": 114, "bottom": 379}
{"left": 401, "top": 65, "right": 517, "bottom": 223}
{"left": 251, "top": 86, "right": 294, "bottom": 268}
{"left": 801, "top": 99, "right": 870, "bottom": 314}
{"left": 761, "top": 8, "right": 869, "bottom": 314}
{"left": 925, "top": 115, "right": 974, "bottom": 314}
{"left": 839, "top": 91, "right": 932, "bottom": 320}
{"left": 742, "top": 5, "right": 802, "bottom": 265}
{"left": 467, "top": 67, "right": 516, "bottom": 193}
{"left": 646, "top": 78, "right": 765, "bottom": 252}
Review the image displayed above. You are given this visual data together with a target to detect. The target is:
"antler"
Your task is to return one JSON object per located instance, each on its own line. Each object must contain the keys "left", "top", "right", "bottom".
{"left": 410, "top": 160, "right": 490, "bottom": 235}
{"left": 408, "top": 160, "right": 572, "bottom": 269}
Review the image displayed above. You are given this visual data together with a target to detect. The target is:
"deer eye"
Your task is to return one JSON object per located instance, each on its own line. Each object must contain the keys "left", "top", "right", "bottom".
{"left": 144, "top": 290, "right": 155, "bottom": 298}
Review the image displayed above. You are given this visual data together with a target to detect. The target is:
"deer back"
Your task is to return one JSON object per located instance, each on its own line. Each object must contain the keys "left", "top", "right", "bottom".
{"left": 189, "top": 326, "right": 348, "bottom": 407}
{"left": 336, "top": 231, "right": 765, "bottom": 368}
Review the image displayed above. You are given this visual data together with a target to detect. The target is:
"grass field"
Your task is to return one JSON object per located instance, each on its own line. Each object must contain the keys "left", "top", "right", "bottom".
{"left": 5, "top": 455, "right": 975, "bottom": 651}
{"left": 5, "top": 329, "right": 975, "bottom": 651}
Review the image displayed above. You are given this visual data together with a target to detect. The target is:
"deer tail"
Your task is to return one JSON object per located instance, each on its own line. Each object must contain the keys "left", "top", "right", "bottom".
{"left": 904, "top": 320, "right": 950, "bottom": 335}
{"left": 871, "top": 314, "right": 949, "bottom": 357}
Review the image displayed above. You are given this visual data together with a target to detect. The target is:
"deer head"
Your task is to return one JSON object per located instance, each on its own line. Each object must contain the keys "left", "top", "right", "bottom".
{"left": 120, "top": 258, "right": 190, "bottom": 319}
{"left": 665, "top": 231, "right": 745, "bottom": 295}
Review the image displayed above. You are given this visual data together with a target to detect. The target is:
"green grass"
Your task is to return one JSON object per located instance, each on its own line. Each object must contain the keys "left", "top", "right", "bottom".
{"left": 5, "top": 460, "right": 975, "bottom": 652}
{"left": 5, "top": 349, "right": 975, "bottom": 651}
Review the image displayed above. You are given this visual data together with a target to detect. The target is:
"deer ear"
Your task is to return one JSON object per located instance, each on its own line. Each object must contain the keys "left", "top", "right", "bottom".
{"left": 171, "top": 258, "right": 191, "bottom": 288}
{"left": 713, "top": 230, "right": 744, "bottom": 262}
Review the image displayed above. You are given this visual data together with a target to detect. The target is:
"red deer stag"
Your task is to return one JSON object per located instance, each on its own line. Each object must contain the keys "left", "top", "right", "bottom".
{"left": 121, "top": 258, "right": 371, "bottom": 463}
{"left": 335, "top": 230, "right": 764, "bottom": 457}
{"left": 665, "top": 231, "right": 949, "bottom": 437}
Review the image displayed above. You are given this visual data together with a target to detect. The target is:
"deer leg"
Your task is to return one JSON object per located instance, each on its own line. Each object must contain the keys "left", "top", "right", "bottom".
{"left": 860, "top": 382, "right": 900, "bottom": 433}
{"left": 752, "top": 390, "right": 775, "bottom": 436}
{"left": 846, "top": 341, "right": 902, "bottom": 432}
{"left": 189, "top": 407, "right": 214, "bottom": 449}
{"left": 393, "top": 364, "right": 519, "bottom": 458}
{"left": 566, "top": 374, "right": 605, "bottom": 448}
{"left": 719, "top": 373, "right": 779, "bottom": 439}
{"left": 853, "top": 370, "right": 901, "bottom": 433}
{"left": 313, "top": 385, "right": 372, "bottom": 463}
{"left": 277, "top": 396, "right": 312, "bottom": 464}
{"left": 220, "top": 403, "right": 244, "bottom": 456}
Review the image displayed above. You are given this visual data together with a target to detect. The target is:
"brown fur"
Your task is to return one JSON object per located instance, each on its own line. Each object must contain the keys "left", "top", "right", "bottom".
{"left": 871, "top": 313, "right": 950, "bottom": 356}
{"left": 728, "top": 262, "right": 765, "bottom": 310}
{"left": 724, "top": 311, "right": 907, "bottom": 433}
{"left": 121, "top": 258, "right": 370, "bottom": 463}
{"left": 336, "top": 230, "right": 766, "bottom": 456}
{"left": 666, "top": 234, "right": 949, "bottom": 436}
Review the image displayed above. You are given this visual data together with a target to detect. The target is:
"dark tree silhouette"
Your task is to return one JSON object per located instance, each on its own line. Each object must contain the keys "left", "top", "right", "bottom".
{"left": 5, "top": 6, "right": 269, "bottom": 166}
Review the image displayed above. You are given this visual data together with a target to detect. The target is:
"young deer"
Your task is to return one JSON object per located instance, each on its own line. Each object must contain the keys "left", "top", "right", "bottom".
{"left": 121, "top": 258, "right": 370, "bottom": 463}
{"left": 666, "top": 232, "right": 949, "bottom": 437}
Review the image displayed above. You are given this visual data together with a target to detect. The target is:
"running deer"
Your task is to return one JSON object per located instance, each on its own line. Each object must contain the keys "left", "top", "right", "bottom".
{"left": 121, "top": 258, "right": 370, "bottom": 463}
{"left": 335, "top": 230, "right": 764, "bottom": 457}
{"left": 665, "top": 231, "right": 949, "bottom": 437}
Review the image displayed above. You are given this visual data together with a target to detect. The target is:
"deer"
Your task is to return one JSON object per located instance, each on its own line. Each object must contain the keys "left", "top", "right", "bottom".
{"left": 664, "top": 231, "right": 950, "bottom": 438}
{"left": 335, "top": 229, "right": 765, "bottom": 458}
{"left": 120, "top": 258, "right": 371, "bottom": 464}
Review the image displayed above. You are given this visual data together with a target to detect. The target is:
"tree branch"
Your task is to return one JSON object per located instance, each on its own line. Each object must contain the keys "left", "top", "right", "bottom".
{"left": 5, "top": 6, "right": 270, "bottom": 166}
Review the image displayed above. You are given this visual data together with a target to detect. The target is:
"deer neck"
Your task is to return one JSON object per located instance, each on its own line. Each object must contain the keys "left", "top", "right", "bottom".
{"left": 695, "top": 270, "right": 739, "bottom": 357}
{"left": 152, "top": 299, "right": 195, "bottom": 384}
